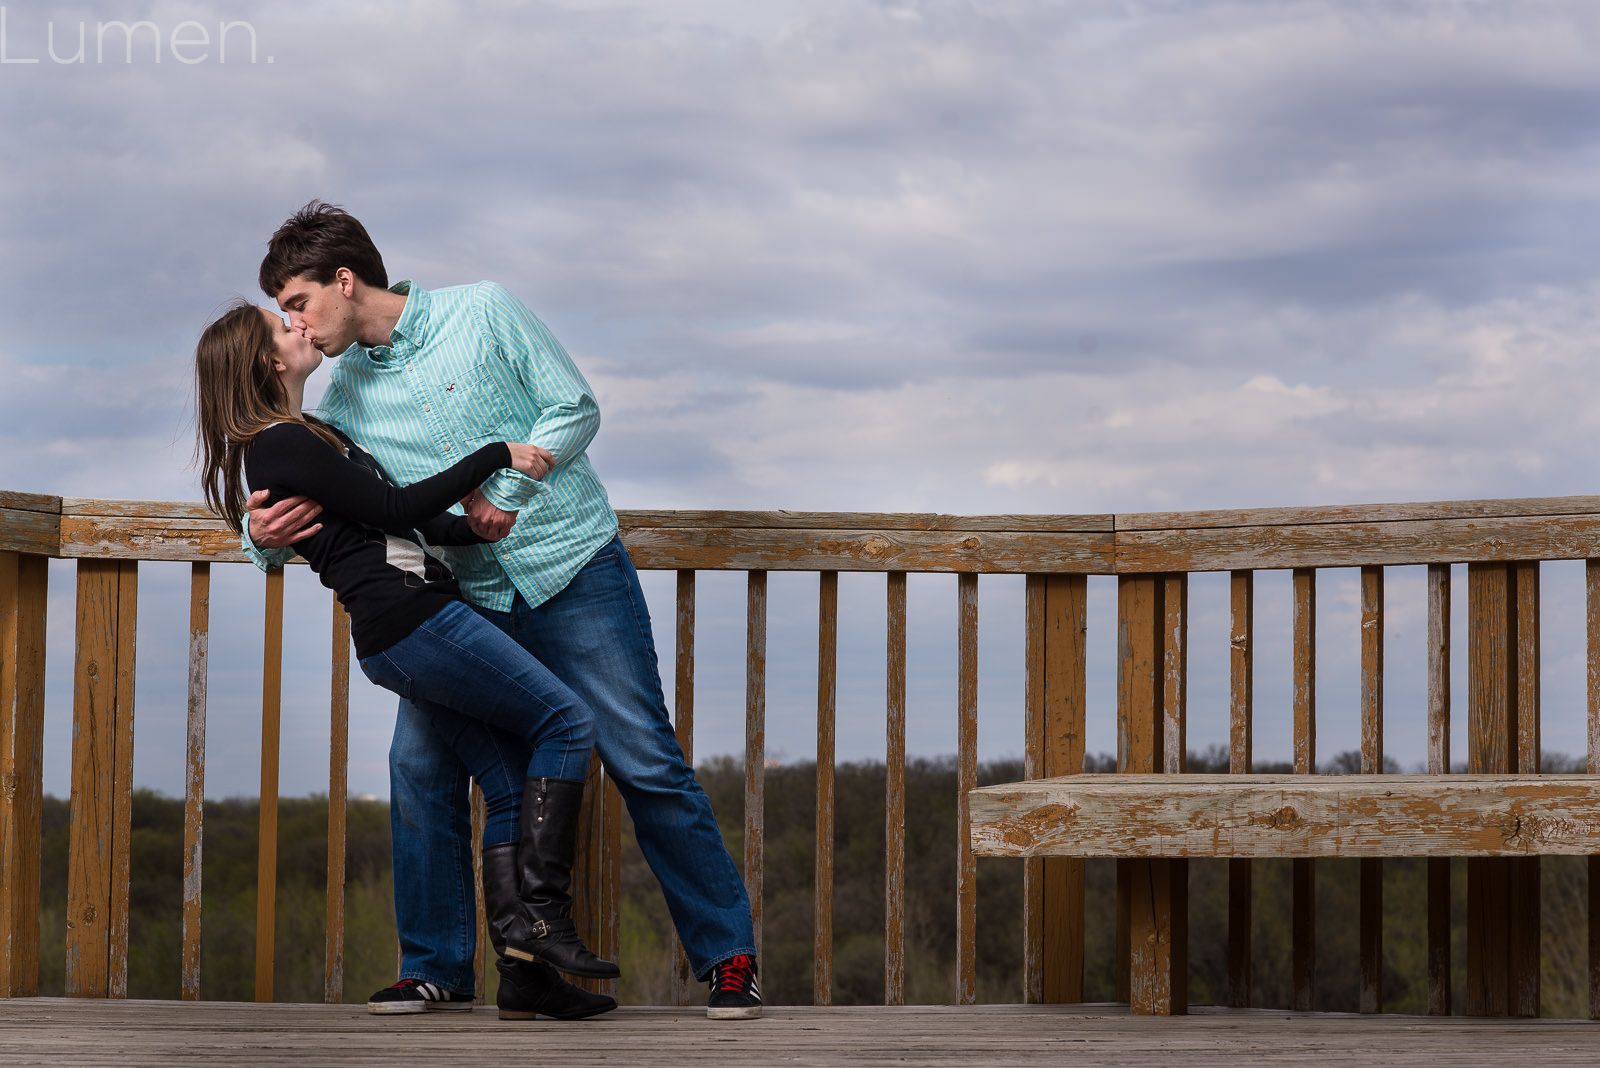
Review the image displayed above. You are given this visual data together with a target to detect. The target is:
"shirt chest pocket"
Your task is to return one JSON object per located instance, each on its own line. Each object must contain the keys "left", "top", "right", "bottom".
{"left": 432, "top": 363, "right": 515, "bottom": 443}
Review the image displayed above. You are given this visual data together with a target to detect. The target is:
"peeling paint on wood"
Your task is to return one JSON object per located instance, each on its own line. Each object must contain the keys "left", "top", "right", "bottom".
{"left": 1228, "top": 570, "right": 1253, "bottom": 1010}
{"left": 971, "top": 774, "right": 1600, "bottom": 858}
{"left": 181, "top": 565, "right": 208, "bottom": 1002}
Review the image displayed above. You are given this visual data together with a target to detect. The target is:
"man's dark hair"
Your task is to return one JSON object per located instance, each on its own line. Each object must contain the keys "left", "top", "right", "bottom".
{"left": 259, "top": 200, "right": 388, "bottom": 297}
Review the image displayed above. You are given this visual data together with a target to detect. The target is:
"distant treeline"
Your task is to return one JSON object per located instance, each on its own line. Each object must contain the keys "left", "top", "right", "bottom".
{"left": 32, "top": 751, "right": 1591, "bottom": 1014}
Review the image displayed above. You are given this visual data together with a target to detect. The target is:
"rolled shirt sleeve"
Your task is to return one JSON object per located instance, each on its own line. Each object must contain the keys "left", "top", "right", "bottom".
{"left": 471, "top": 282, "right": 601, "bottom": 512}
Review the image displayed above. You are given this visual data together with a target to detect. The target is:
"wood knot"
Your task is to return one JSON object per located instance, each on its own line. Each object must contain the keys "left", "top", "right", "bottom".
{"left": 1270, "top": 806, "right": 1301, "bottom": 830}
{"left": 962, "top": 537, "right": 981, "bottom": 550}
{"left": 86, "top": 660, "right": 99, "bottom": 680}
{"left": 862, "top": 538, "right": 890, "bottom": 557}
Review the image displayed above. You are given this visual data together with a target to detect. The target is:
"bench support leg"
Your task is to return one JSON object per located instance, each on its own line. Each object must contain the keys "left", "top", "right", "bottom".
{"left": 1127, "top": 857, "right": 1187, "bottom": 1015}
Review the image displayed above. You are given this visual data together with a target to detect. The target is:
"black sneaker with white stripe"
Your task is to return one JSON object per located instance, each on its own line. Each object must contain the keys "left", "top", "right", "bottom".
{"left": 366, "top": 978, "right": 475, "bottom": 1014}
{"left": 706, "top": 953, "right": 762, "bottom": 1020}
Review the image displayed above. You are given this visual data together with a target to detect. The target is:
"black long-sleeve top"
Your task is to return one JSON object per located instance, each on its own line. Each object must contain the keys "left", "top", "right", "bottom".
{"left": 244, "top": 421, "right": 512, "bottom": 658}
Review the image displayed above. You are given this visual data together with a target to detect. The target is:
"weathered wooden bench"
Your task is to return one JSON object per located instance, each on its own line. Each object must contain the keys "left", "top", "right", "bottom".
{"left": 970, "top": 772, "right": 1600, "bottom": 1012}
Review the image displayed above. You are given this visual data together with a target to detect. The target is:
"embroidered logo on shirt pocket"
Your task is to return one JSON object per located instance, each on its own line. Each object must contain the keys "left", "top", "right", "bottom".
{"left": 435, "top": 363, "right": 514, "bottom": 443}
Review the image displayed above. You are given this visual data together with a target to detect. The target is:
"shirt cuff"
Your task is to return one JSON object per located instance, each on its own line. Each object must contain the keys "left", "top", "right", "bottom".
{"left": 480, "top": 469, "right": 547, "bottom": 512}
{"left": 241, "top": 516, "right": 293, "bottom": 572}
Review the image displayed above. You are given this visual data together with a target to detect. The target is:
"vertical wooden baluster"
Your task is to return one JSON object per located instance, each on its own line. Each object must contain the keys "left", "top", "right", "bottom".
{"left": 1162, "top": 576, "right": 1187, "bottom": 774}
{"left": 65, "top": 559, "right": 136, "bottom": 998}
{"left": 956, "top": 573, "right": 979, "bottom": 1006}
{"left": 600, "top": 775, "right": 622, "bottom": 996}
{"left": 470, "top": 784, "right": 486, "bottom": 1003}
{"left": 1467, "top": 562, "right": 1513, "bottom": 1016}
{"left": 1023, "top": 574, "right": 1087, "bottom": 1004}
{"left": 1292, "top": 567, "right": 1316, "bottom": 1013}
{"left": 815, "top": 571, "right": 838, "bottom": 1006}
{"left": 1119, "top": 573, "right": 1183, "bottom": 1015}
{"left": 180, "top": 564, "right": 210, "bottom": 1001}
{"left": 885, "top": 572, "right": 907, "bottom": 1006}
{"left": 1427, "top": 564, "right": 1452, "bottom": 1016}
{"left": 67, "top": 560, "right": 115, "bottom": 997}
{"left": 746, "top": 570, "right": 767, "bottom": 964}
{"left": 1162, "top": 574, "right": 1189, "bottom": 1009}
{"left": 1023, "top": 576, "right": 1045, "bottom": 1004}
{"left": 1228, "top": 570, "right": 1253, "bottom": 1009}
{"left": 1588, "top": 559, "right": 1600, "bottom": 1021}
{"left": 324, "top": 598, "right": 350, "bottom": 1005}
{"left": 108, "top": 562, "right": 137, "bottom": 999}
{"left": 255, "top": 567, "right": 284, "bottom": 1003}
{"left": 571, "top": 753, "right": 609, "bottom": 996}
{"left": 0, "top": 550, "right": 48, "bottom": 998}
{"left": 1511, "top": 562, "right": 1540, "bottom": 1018}
{"left": 1359, "top": 567, "right": 1384, "bottom": 1015}
{"left": 1467, "top": 561, "right": 1540, "bottom": 1017}
{"left": 671, "top": 570, "right": 696, "bottom": 1005}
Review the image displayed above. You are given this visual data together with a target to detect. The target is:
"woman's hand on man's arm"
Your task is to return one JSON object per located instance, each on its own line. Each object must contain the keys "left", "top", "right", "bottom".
{"left": 506, "top": 443, "right": 554, "bottom": 480}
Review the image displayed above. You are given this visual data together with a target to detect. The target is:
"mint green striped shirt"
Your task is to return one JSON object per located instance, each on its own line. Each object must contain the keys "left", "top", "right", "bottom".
{"left": 245, "top": 281, "right": 618, "bottom": 612}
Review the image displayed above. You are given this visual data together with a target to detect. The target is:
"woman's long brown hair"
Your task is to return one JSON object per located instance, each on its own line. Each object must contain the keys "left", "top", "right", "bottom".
{"left": 194, "top": 300, "right": 341, "bottom": 531}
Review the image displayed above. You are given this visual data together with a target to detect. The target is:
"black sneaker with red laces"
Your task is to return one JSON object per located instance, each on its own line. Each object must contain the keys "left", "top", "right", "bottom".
{"left": 365, "top": 977, "right": 475, "bottom": 1014}
{"left": 706, "top": 953, "right": 762, "bottom": 1020}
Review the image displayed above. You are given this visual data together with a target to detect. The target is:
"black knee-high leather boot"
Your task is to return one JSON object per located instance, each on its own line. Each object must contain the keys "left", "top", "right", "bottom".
{"left": 510, "top": 776, "right": 620, "bottom": 979}
{"left": 480, "top": 845, "right": 616, "bottom": 1019}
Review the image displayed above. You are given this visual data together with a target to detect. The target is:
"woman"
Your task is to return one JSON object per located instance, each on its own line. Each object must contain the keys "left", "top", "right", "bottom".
{"left": 194, "top": 299, "right": 617, "bottom": 982}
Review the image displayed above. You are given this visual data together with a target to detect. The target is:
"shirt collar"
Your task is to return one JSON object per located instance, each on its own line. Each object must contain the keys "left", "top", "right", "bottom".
{"left": 365, "top": 281, "right": 430, "bottom": 360}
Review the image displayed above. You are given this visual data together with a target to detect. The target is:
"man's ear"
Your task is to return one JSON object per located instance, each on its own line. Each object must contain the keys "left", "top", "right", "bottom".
{"left": 336, "top": 267, "right": 356, "bottom": 297}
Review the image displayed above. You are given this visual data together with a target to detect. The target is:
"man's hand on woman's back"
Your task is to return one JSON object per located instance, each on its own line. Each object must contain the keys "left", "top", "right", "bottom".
{"left": 245, "top": 490, "right": 324, "bottom": 547}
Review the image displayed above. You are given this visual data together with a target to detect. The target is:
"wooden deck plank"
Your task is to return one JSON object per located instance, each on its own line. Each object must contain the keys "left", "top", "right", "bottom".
{"left": 1, "top": 1001, "right": 1599, "bottom": 1068}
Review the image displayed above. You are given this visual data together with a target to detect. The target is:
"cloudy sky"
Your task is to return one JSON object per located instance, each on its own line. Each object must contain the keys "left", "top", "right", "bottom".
{"left": 5, "top": 0, "right": 1600, "bottom": 799}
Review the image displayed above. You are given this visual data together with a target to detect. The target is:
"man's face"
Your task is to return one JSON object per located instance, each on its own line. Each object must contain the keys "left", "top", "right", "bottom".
{"left": 275, "top": 272, "right": 357, "bottom": 356}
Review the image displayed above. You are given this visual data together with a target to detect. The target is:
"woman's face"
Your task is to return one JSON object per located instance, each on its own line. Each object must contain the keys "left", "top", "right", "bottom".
{"left": 260, "top": 307, "right": 322, "bottom": 382}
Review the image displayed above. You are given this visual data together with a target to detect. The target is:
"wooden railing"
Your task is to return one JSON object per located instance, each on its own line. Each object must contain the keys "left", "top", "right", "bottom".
{"left": 2, "top": 489, "right": 1599, "bottom": 1016}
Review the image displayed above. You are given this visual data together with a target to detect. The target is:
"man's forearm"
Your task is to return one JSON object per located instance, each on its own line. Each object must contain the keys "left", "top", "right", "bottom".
{"left": 242, "top": 512, "right": 294, "bottom": 572}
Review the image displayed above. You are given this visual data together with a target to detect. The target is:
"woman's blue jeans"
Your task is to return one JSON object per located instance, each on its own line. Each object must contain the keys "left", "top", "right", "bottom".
{"left": 359, "top": 600, "right": 595, "bottom": 845}
{"left": 386, "top": 537, "right": 755, "bottom": 994}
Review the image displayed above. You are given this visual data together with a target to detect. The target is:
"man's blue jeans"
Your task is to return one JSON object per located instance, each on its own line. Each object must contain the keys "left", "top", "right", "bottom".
{"left": 360, "top": 600, "right": 595, "bottom": 846}
{"left": 388, "top": 536, "right": 755, "bottom": 993}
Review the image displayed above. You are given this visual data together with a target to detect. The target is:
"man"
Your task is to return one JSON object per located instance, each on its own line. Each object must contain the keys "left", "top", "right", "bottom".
{"left": 243, "top": 202, "right": 760, "bottom": 1020}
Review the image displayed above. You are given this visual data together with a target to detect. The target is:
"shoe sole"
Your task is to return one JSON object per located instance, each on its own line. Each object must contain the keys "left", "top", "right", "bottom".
{"left": 500, "top": 1001, "right": 617, "bottom": 1021}
{"left": 706, "top": 1005, "right": 762, "bottom": 1020}
{"left": 366, "top": 1000, "right": 474, "bottom": 1014}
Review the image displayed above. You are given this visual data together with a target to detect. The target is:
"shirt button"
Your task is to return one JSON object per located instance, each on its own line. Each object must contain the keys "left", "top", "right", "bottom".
{"left": 422, "top": 405, "right": 431, "bottom": 412}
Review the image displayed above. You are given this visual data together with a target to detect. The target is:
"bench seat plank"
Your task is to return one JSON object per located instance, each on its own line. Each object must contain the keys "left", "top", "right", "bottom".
{"left": 970, "top": 774, "right": 1600, "bottom": 859}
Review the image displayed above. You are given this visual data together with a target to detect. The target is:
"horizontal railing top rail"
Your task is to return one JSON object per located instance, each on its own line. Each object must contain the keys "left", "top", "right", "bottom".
{"left": 6, "top": 491, "right": 1600, "bottom": 572}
